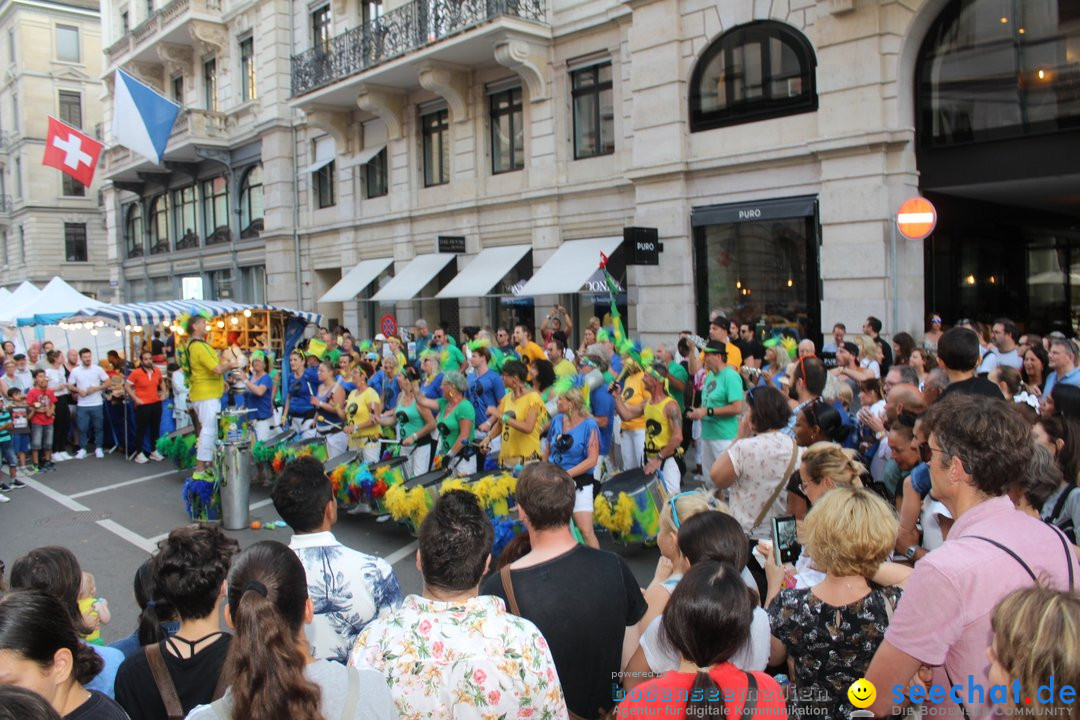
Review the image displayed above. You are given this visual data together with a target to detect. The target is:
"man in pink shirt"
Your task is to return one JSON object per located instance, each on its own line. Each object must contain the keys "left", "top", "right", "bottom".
{"left": 866, "top": 394, "right": 1078, "bottom": 718}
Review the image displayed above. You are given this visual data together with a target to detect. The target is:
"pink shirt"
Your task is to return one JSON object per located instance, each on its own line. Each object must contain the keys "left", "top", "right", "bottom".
{"left": 885, "top": 496, "right": 1078, "bottom": 716}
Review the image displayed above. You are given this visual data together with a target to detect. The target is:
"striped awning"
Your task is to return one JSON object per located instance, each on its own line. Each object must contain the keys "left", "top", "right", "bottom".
{"left": 59, "top": 300, "right": 323, "bottom": 329}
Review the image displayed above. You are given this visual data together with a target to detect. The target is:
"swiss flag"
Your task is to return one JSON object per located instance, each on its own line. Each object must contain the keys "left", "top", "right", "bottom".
{"left": 42, "top": 116, "right": 103, "bottom": 188}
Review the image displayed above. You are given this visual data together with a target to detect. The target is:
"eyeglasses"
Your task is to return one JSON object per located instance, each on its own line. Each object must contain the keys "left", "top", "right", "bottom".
{"left": 918, "top": 441, "right": 946, "bottom": 464}
{"left": 666, "top": 490, "right": 697, "bottom": 530}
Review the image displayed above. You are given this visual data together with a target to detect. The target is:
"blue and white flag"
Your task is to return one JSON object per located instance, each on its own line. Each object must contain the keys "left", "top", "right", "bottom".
{"left": 112, "top": 68, "right": 181, "bottom": 165}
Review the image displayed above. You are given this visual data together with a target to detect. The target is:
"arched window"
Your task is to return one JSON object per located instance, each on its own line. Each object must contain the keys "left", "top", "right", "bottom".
{"left": 689, "top": 21, "right": 817, "bottom": 132}
{"left": 124, "top": 203, "right": 144, "bottom": 258}
{"left": 239, "top": 164, "right": 264, "bottom": 239}
{"left": 917, "top": 0, "right": 1080, "bottom": 147}
{"left": 149, "top": 194, "right": 169, "bottom": 254}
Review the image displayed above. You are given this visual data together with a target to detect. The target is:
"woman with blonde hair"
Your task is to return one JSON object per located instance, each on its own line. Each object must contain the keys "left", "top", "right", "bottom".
{"left": 760, "top": 343, "right": 790, "bottom": 390}
{"left": 543, "top": 386, "right": 600, "bottom": 547}
{"left": 786, "top": 440, "right": 865, "bottom": 520}
{"left": 766, "top": 486, "right": 906, "bottom": 719}
{"left": 638, "top": 491, "right": 714, "bottom": 632}
{"left": 987, "top": 587, "right": 1080, "bottom": 717}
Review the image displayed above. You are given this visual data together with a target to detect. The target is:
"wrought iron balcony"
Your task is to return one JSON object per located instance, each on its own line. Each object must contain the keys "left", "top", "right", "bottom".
{"left": 291, "top": 0, "right": 545, "bottom": 97}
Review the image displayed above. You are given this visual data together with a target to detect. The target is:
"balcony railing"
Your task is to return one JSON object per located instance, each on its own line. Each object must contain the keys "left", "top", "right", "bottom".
{"left": 106, "top": 0, "right": 223, "bottom": 60}
{"left": 291, "top": 0, "right": 545, "bottom": 97}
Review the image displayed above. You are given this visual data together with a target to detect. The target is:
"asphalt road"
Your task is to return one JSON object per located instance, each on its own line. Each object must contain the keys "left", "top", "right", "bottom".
{"left": 0, "top": 452, "right": 661, "bottom": 644}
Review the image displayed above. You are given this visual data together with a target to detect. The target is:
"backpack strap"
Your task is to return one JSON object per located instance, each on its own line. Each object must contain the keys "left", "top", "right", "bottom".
{"left": 144, "top": 643, "right": 185, "bottom": 720}
{"left": 499, "top": 565, "right": 521, "bottom": 616}
{"left": 1050, "top": 485, "right": 1077, "bottom": 526}
{"left": 968, "top": 529, "right": 1075, "bottom": 592}
{"left": 340, "top": 664, "right": 360, "bottom": 720}
{"left": 966, "top": 536, "right": 1038, "bottom": 583}
{"left": 741, "top": 672, "right": 758, "bottom": 717}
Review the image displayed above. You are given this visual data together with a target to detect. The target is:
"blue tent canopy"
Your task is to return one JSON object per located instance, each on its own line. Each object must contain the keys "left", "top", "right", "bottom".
{"left": 59, "top": 300, "right": 322, "bottom": 329}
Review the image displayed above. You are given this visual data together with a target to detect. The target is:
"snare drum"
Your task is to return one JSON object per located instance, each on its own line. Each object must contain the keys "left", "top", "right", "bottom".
{"left": 595, "top": 468, "right": 667, "bottom": 545}
{"left": 324, "top": 451, "right": 373, "bottom": 510}
{"left": 386, "top": 469, "right": 448, "bottom": 535}
{"left": 368, "top": 456, "right": 408, "bottom": 515}
{"left": 219, "top": 408, "right": 254, "bottom": 445}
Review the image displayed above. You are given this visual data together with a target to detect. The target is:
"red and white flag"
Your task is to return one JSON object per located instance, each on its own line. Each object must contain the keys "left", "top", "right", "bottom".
{"left": 42, "top": 116, "right": 103, "bottom": 187}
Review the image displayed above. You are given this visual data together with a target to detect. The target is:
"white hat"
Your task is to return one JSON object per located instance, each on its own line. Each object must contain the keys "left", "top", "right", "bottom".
{"left": 374, "top": 333, "right": 387, "bottom": 341}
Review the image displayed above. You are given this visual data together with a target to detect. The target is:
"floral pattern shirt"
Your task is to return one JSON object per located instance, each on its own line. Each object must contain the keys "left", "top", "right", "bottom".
{"left": 768, "top": 585, "right": 902, "bottom": 719}
{"left": 350, "top": 594, "right": 568, "bottom": 720}
{"left": 726, "top": 432, "right": 801, "bottom": 538}
{"left": 289, "top": 531, "right": 404, "bottom": 664}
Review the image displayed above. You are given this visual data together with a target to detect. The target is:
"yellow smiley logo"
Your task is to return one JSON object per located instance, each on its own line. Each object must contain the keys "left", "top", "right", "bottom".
{"left": 848, "top": 678, "right": 876, "bottom": 709}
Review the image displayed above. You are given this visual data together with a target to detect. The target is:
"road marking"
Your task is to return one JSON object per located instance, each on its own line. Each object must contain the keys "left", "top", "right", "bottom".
{"left": 70, "top": 470, "right": 178, "bottom": 498}
{"left": 384, "top": 540, "right": 418, "bottom": 566}
{"left": 23, "top": 477, "right": 157, "bottom": 554}
{"left": 96, "top": 518, "right": 156, "bottom": 553}
{"left": 250, "top": 498, "right": 274, "bottom": 510}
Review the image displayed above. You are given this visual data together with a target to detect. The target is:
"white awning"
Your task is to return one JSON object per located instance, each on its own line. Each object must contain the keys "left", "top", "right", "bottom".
{"left": 341, "top": 145, "right": 386, "bottom": 169}
{"left": 318, "top": 257, "right": 395, "bottom": 304}
{"left": 300, "top": 135, "right": 335, "bottom": 175}
{"left": 517, "top": 237, "right": 623, "bottom": 296}
{"left": 370, "top": 253, "right": 457, "bottom": 302}
{"left": 435, "top": 245, "right": 531, "bottom": 299}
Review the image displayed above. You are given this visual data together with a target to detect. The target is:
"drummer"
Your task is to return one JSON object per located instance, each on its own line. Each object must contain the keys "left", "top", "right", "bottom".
{"left": 283, "top": 350, "right": 319, "bottom": 438}
{"left": 344, "top": 370, "right": 382, "bottom": 464}
{"left": 433, "top": 372, "right": 476, "bottom": 476}
{"left": 543, "top": 386, "right": 600, "bottom": 548}
{"left": 479, "top": 359, "right": 545, "bottom": 469}
{"left": 240, "top": 351, "right": 274, "bottom": 442}
{"left": 379, "top": 366, "right": 436, "bottom": 478}
{"left": 615, "top": 369, "right": 684, "bottom": 496}
{"left": 311, "top": 361, "right": 347, "bottom": 457}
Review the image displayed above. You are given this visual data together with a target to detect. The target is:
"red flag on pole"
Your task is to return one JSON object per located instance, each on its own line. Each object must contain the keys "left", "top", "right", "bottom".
{"left": 42, "top": 116, "right": 102, "bottom": 187}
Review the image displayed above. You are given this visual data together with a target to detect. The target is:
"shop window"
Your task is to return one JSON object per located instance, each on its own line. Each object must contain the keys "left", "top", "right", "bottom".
{"left": 490, "top": 86, "right": 524, "bottom": 173}
{"left": 917, "top": 0, "right": 1080, "bottom": 147}
{"left": 571, "top": 62, "right": 614, "bottom": 159}
{"left": 210, "top": 269, "right": 233, "bottom": 299}
{"left": 125, "top": 203, "right": 144, "bottom": 258}
{"left": 239, "top": 165, "right": 264, "bottom": 238}
{"left": 689, "top": 21, "right": 816, "bottom": 132}
{"left": 422, "top": 109, "right": 449, "bottom": 186}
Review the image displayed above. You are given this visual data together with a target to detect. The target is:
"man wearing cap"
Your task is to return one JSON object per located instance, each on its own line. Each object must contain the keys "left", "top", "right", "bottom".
{"left": 186, "top": 313, "right": 240, "bottom": 480}
{"left": 687, "top": 340, "right": 743, "bottom": 482}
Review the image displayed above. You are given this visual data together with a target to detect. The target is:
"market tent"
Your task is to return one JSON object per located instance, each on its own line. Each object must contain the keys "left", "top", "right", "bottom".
{"left": 0, "top": 281, "right": 40, "bottom": 324}
{"left": 61, "top": 299, "right": 323, "bottom": 328}
{"left": 17, "top": 276, "right": 106, "bottom": 326}
{"left": 0, "top": 288, "right": 12, "bottom": 303}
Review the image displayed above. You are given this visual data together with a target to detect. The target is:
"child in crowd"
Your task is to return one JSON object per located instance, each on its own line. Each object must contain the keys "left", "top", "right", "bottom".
{"left": 7, "top": 387, "right": 31, "bottom": 474}
{"left": 27, "top": 368, "right": 56, "bottom": 472}
{"left": 79, "top": 570, "right": 112, "bottom": 646}
{"left": 0, "top": 393, "right": 23, "bottom": 498}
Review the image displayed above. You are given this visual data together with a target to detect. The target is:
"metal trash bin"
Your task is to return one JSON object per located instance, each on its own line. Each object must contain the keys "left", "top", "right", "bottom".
{"left": 218, "top": 441, "right": 253, "bottom": 530}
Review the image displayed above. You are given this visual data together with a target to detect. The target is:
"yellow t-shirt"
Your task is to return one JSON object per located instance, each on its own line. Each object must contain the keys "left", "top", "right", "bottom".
{"left": 346, "top": 386, "right": 382, "bottom": 448}
{"left": 619, "top": 371, "right": 649, "bottom": 432}
{"left": 697, "top": 342, "right": 743, "bottom": 369}
{"left": 553, "top": 358, "right": 576, "bottom": 379}
{"left": 516, "top": 342, "right": 546, "bottom": 366}
{"left": 187, "top": 340, "right": 223, "bottom": 402}
{"left": 644, "top": 395, "right": 677, "bottom": 457}
{"left": 499, "top": 390, "right": 545, "bottom": 463}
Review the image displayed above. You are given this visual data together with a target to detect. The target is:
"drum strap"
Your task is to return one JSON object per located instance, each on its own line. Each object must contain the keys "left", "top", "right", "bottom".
{"left": 752, "top": 437, "right": 799, "bottom": 531}
{"left": 499, "top": 566, "right": 521, "bottom": 616}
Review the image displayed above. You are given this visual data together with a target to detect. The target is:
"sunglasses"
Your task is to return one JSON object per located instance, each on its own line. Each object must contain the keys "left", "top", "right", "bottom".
{"left": 666, "top": 490, "right": 698, "bottom": 530}
{"left": 918, "top": 441, "right": 946, "bottom": 464}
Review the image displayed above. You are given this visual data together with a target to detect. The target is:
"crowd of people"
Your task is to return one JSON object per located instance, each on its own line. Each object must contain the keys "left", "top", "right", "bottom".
{"left": 1, "top": 309, "right": 1079, "bottom": 719}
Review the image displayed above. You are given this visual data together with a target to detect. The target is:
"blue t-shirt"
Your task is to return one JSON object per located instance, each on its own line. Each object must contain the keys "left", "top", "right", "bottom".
{"left": 286, "top": 367, "right": 320, "bottom": 416}
{"left": 421, "top": 372, "right": 444, "bottom": 401}
{"left": 1045, "top": 367, "right": 1080, "bottom": 396}
{"left": 910, "top": 462, "right": 932, "bottom": 496}
{"left": 547, "top": 414, "right": 599, "bottom": 475}
{"left": 589, "top": 384, "right": 616, "bottom": 455}
{"left": 610, "top": 354, "right": 623, "bottom": 375}
{"left": 243, "top": 374, "right": 274, "bottom": 420}
{"left": 370, "top": 370, "right": 402, "bottom": 410}
{"left": 338, "top": 374, "right": 357, "bottom": 395}
{"left": 86, "top": 644, "right": 125, "bottom": 699}
{"left": 467, "top": 369, "right": 505, "bottom": 428}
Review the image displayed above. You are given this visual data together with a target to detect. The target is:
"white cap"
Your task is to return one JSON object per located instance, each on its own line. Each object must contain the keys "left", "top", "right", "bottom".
{"left": 374, "top": 333, "right": 387, "bottom": 341}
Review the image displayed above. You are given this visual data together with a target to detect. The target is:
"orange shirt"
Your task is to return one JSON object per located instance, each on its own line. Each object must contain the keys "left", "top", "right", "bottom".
{"left": 127, "top": 366, "right": 163, "bottom": 405}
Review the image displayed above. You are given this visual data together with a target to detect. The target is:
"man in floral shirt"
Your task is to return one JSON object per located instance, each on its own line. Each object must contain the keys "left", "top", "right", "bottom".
{"left": 351, "top": 490, "right": 567, "bottom": 720}
{"left": 272, "top": 456, "right": 403, "bottom": 663}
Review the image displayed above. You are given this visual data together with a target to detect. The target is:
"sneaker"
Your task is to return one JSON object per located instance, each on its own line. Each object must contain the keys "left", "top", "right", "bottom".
{"left": 133, "top": 452, "right": 149, "bottom": 464}
{"left": 191, "top": 470, "right": 215, "bottom": 482}
{"left": 347, "top": 502, "right": 372, "bottom": 515}
{"left": 21, "top": 466, "right": 38, "bottom": 476}
{"left": 0, "top": 492, "right": 8, "bottom": 503}
{"left": 53, "top": 452, "right": 70, "bottom": 462}
{"left": 0, "top": 482, "right": 11, "bottom": 492}
{"left": 94, "top": 448, "right": 104, "bottom": 459}
{"left": 74, "top": 449, "right": 87, "bottom": 460}
{"left": 148, "top": 451, "right": 164, "bottom": 462}
{"left": 375, "top": 513, "right": 392, "bottom": 523}
{"left": 42, "top": 461, "right": 56, "bottom": 471}
{"left": 10, "top": 477, "right": 27, "bottom": 489}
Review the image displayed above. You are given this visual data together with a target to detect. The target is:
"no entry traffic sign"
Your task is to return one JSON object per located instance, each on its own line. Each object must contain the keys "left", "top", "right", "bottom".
{"left": 896, "top": 197, "right": 937, "bottom": 240}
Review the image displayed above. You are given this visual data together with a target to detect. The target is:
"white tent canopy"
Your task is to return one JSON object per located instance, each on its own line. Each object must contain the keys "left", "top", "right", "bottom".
{"left": 15, "top": 276, "right": 106, "bottom": 326}
{"left": 0, "top": 281, "right": 41, "bottom": 325}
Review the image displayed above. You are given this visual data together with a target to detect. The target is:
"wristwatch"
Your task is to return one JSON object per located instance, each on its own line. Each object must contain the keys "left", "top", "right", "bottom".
{"left": 706, "top": 407, "right": 714, "bottom": 417}
{"left": 903, "top": 545, "right": 919, "bottom": 560}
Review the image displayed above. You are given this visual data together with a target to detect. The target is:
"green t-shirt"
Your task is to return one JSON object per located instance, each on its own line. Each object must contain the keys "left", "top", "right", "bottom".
{"left": 436, "top": 398, "right": 475, "bottom": 454}
{"left": 440, "top": 344, "right": 466, "bottom": 372}
{"left": 666, "top": 361, "right": 690, "bottom": 413}
{"left": 701, "top": 367, "right": 743, "bottom": 440}
{"left": 396, "top": 398, "right": 426, "bottom": 441}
